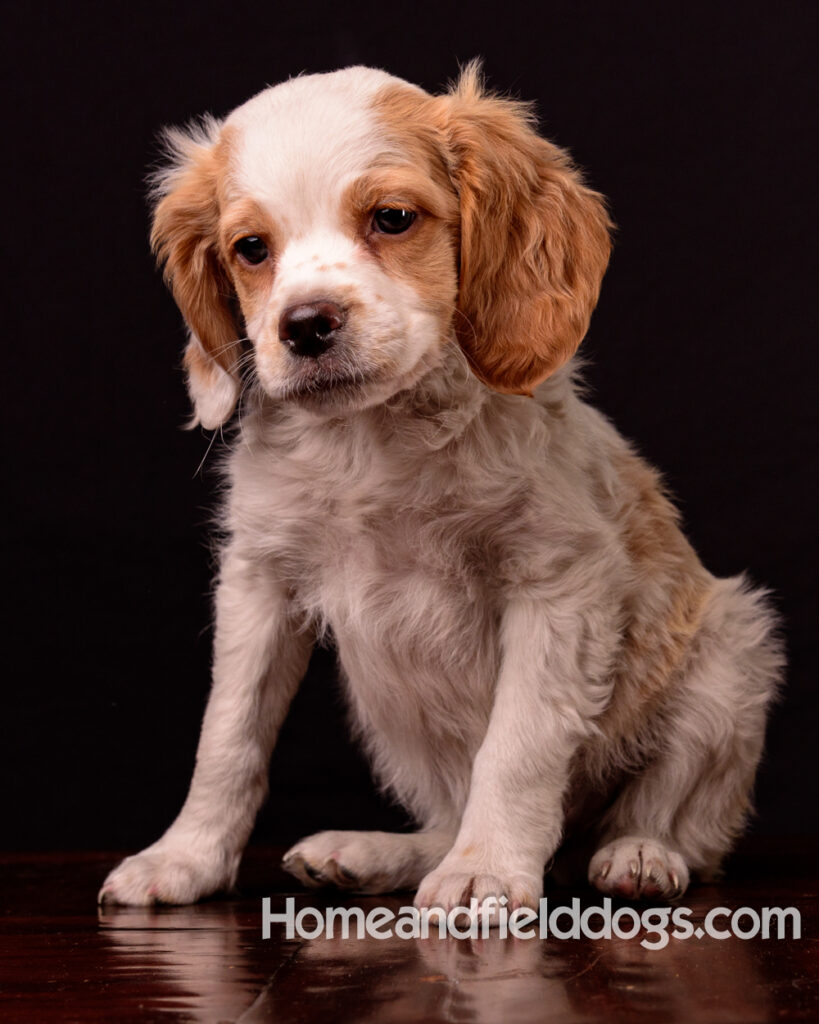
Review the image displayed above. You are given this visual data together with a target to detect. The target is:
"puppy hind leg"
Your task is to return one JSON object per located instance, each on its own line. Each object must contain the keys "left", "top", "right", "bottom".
{"left": 670, "top": 578, "right": 783, "bottom": 877}
{"left": 589, "top": 729, "right": 761, "bottom": 901}
{"left": 589, "top": 578, "right": 782, "bottom": 901}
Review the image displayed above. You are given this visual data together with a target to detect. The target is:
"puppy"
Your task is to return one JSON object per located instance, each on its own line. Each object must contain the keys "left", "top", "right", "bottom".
{"left": 99, "top": 65, "right": 783, "bottom": 912}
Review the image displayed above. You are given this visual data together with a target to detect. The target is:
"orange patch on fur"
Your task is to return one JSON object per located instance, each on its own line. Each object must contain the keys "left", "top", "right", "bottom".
{"left": 219, "top": 197, "right": 281, "bottom": 259}
{"left": 374, "top": 66, "right": 613, "bottom": 396}
{"left": 349, "top": 85, "right": 462, "bottom": 327}
{"left": 442, "top": 65, "right": 613, "bottom": 395}
{"left": 599, "top": 449, "right": 713, "bottom": 743}
{"left": 218, "top": 197, "right": 280, "bottom": 326}
{"left": 151, "top": 127, "right": 244, "bottom": 382}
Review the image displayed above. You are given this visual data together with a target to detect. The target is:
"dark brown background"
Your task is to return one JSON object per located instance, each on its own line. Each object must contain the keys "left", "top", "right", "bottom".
{"left": 3, "top": 0, "right": 816, "bottom": 850}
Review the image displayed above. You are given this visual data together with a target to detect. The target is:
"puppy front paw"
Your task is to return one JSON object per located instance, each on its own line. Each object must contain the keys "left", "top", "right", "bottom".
{"left": 414, "top": 855, "right": 543, "bottom": 921}
{"left": 282, "top": 832, "right": 365, "bottom": 890}
{"left": 98, "top": 842, "right": 238, "bottom": 906}
{"left": 282, "top": 830, "right": 424, "bottom": 893}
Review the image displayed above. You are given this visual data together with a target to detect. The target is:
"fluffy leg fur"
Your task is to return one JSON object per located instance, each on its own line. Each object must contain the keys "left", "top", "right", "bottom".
{"left": 414, "top": 594, "right": 617, "bottom": 916}
{"left": 99, "top": 544, "right": 312, "bottom": 905}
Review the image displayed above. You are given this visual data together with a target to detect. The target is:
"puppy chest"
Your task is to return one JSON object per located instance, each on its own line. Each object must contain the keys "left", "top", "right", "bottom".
{"left": 298, "top": 513, "right": 501, "bottom": 693}
{"left": 327, "top": 553, "right": 501, "bottom": 748}
{"left": 326, "top": 525, "right": 493, "bottom": 633}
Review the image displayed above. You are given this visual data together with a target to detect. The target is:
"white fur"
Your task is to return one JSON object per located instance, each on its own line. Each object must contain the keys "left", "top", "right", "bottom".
{"left": 184, "top": 336, "right": 240, "bottom": 430}
{"left": 228, "top": 66, "right": 404, "bottom": 217}
{"left": 100, "top": 68, "right": 783, "bottom": 912}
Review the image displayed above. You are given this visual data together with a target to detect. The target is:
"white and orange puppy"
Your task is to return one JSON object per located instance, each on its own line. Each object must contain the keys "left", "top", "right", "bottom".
{"left": 100, "top": 65, "right": 782, "bottom": 913}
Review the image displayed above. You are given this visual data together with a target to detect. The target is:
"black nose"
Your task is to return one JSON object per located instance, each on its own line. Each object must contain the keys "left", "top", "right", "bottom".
{"left": 278, "top": 301, "right": 345, "bottom": 357}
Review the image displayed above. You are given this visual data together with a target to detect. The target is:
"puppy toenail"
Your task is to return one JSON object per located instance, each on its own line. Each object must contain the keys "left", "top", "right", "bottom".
{"left": 303, "top": 862, "right": 325, "bottom": 882}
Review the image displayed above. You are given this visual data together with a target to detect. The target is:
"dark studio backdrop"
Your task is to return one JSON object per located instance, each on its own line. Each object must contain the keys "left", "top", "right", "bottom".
{"left": 3, "top": 1, "right": 816, "bottom": 853}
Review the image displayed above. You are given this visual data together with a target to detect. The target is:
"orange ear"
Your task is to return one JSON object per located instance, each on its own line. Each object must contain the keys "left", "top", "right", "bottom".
{"left": 150, "top": 121, "right": 241, "bottom": 428}
{"left": 441, "top": 64, "right": 612, "bottom": 395}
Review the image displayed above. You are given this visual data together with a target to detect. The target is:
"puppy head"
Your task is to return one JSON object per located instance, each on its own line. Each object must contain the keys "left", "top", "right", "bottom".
{"left": 151, "top": 65, "right": 611, "bottom": 427}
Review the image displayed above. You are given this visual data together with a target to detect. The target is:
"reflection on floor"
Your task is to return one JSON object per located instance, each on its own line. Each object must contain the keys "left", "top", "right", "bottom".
{"left": 1, "top": 843, "right": 817, "bottom": 1022}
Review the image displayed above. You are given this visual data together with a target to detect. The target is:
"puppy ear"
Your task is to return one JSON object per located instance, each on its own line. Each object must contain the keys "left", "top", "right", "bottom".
{"left": 441, "top": 63, "right": 612, "bottom": 395}
{"left": 150, "top": 119, "right": 241, "bottom": 428}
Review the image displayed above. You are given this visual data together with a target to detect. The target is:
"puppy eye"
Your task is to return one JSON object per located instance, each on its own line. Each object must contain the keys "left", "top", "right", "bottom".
{"left": 234, "top": 236, "right": 269, "bottom": 264}
{"left": 372, "top": 208, "right": 416, "bottom": 235}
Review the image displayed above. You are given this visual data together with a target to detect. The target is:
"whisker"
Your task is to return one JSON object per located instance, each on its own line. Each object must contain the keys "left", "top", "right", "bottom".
{"left": 188, "top": 341, "right": 259, "bottom": 475}
{"left": 206, "top": 335, "right": 252, "bottom": 361}
{"left": 193, "top": 427, "right": 220, "bottom": 479}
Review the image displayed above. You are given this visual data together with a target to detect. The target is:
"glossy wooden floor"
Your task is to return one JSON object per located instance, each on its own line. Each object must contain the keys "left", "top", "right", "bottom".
{"left": 1, "top": 843, "right": 816, "bottom": 1022}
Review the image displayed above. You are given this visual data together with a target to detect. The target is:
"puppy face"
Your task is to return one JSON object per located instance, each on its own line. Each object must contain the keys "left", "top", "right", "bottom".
{"left": 224, "top": 69, "right": 460, "bottom": 414}
{"left": 152, "top": 65, "right": 612, "bottom": 427}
